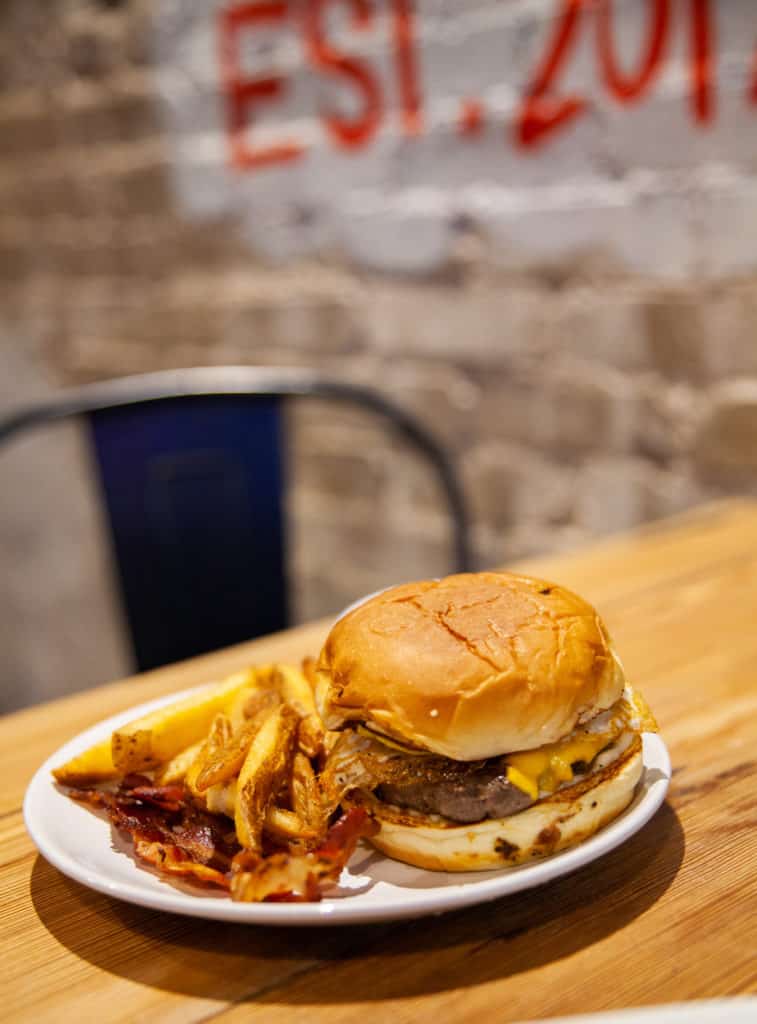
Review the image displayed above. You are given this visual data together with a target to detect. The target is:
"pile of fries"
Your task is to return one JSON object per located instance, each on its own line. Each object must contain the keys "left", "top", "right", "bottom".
{"left": 52, "top": 660, "right": 377, "bottom": 902}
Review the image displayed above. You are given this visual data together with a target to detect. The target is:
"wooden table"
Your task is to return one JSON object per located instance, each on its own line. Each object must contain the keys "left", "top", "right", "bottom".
{"left": 3, "top": 500, "right": 757, "bottom": 1023}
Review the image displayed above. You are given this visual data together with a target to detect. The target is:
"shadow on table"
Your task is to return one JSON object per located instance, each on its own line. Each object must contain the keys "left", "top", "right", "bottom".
{"left": 30, "top": 802, "right": 684, "bottom": 1005}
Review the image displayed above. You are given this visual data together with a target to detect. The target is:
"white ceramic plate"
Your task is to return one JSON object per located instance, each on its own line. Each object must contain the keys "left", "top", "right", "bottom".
{"left": 24, "top": 689, "right": 670, "bottom": 927}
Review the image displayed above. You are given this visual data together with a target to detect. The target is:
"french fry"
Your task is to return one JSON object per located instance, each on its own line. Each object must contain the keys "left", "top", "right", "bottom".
{"left": 197, "top": 691, "right": 282, "bottom": 793}
{"left": 184, "top": 713, "right": 233, "bottom": 801}
{"left": 200, "top": 787, "right": 318, "bottom": 846}
{"left": 195, "top": 726, "right": 254, "bottom": 794}
{"left": 297, "top": 715, "right": 325, "bottom": 760}
{"left": 205, "top": 778, "right": 237, "bottom": 817}
{"left": 274, "top": 665, "right": 317, "bottom": 718}
{"left": 264, "top": 805, "right": 316, "bottom": 843}
{"left": 227, "top": 666, "right": 277, "bottom": 729}
{"left": 154, "top": 739, "right": 205, "bottom": 785}
{"left": 290, "top": 751, "right": 325, "bottom": 836}
{"left": 207, "top": 713, "right": 234, "bottom": 755}
{"left": 243, "top": 685, "right": 281, "bottom": 721}
{"left": 235, "top": 705, "right": 299, "bottom": 852}
{"left": 52, "top": 738, "right": 118, "bottom": 787}
{"left": 272, "top": 665, "right": 325, "bottom": 758}
{"left": 184, "top": 744, "right": 207, "bottom": 802}
{"left": 111, "top": 672, "right": 252, "bottom": 773}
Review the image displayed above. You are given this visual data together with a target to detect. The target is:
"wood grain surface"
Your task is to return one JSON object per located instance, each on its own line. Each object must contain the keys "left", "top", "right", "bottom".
{"left": 3, "top": 500, "right": 757, "bottom": 1023}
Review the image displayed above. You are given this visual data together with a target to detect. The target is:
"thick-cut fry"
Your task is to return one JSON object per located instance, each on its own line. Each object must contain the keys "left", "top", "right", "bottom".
{"left": 154, "top": 740, "right": 205, "bottom": 785}
{"left": 184, "top": 744, "right": 207, "bottom": 802}
{"left": 196, "top": 721, "right": 256, "bottom": 793}
{"left": 274, "top": 665, "right": 317, "bottom": 719}
{"left": 227, "top": 666, "right": 279, "bottom": 729}
{"left": 205, "top": 778, "right": 237, "bottom": 817}
{"left": 264, "top": 806, "right": 316, "bottom": 843}
{"left": 199, "top": 790, "right": 317, "bottom": 844}
{"left": 201, "top": 786, "right": 318, "bottom": 843}
{"left": 290, "top": 751, "right": 325, "bottom": 836}
{"left": 111, "top": 672, "right": 253, "bottom": 773}
{"left": 272, "top": 664, "right": 325, "bottom": 757}
{"left": 185, "top": 713, "right": 233, "bottom": 801}
{"left": 52, "top": 738, "right": 118, "bottom": 786}
{"left": 242, "top": 685, "right": 281, "bottom": 722}
{"left": 235, "top": 705, "right": 299, "bottom": 852}
{"left": 210, "top": 712, "right": 234, "bottom": 748}
{"left": 197, "top": 691, "right": 281, "bottom": 792}
{"left": 297, "top": 715, "right": 324, "bottom": 759}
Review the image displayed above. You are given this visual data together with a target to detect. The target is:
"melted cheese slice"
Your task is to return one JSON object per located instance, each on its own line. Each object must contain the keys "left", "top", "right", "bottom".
{"left": 506, "top": 701, "right": 633, "bottom": 801}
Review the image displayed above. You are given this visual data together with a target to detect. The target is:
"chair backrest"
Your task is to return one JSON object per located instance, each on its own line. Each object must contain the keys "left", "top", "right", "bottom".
{"left": 89, "top": 396, "right": 286, "bottom": 670}
{"left": 0, "top": 367, "right": 472, "bottom": 672}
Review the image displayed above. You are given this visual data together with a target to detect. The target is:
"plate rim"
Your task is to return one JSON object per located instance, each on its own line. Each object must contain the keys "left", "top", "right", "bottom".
{"left": 24, "top": 685, "right": 671, "bottom": 926}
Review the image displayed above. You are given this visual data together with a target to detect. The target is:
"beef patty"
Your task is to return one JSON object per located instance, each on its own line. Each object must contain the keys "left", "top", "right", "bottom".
{"left": 377, "top": 759, "right": 534, "bottom": 823}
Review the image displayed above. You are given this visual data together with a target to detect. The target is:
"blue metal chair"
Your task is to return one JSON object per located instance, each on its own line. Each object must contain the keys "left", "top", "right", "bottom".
{"left": 0, "top": 367, "right": 471, "bottom": 672}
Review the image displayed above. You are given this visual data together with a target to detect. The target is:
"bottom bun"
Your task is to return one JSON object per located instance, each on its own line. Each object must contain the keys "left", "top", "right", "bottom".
{"left": 351, "top": 735, "right": 644, "bottom": 872}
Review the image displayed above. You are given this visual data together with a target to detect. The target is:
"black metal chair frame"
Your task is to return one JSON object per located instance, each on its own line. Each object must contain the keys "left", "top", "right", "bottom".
{"left": 0, "top": 365, "right": 472, "bottom": 578}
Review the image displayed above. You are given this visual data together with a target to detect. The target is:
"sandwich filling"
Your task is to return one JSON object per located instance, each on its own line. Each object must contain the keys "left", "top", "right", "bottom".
{"left": 321, "top": 687, "right": 654, "bottom": 825}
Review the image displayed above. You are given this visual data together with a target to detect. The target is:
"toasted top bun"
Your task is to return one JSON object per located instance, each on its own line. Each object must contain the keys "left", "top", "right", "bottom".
{"left": 316, "top": 572, "right": 626, "bottom": 761}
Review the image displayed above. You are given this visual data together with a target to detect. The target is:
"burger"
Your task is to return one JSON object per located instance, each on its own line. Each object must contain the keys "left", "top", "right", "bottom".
{"left": 314, "top": 571, "right": 657, "bottom": 871}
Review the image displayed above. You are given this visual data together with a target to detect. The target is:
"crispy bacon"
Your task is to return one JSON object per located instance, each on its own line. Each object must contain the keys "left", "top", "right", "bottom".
{"left": 318, "top": 804, "right": 378, "bottom": 858}
{"left": 230, "top": 807, "right": 378, "bottom": 903}
{"left": 134, "top": 839, "right": 230, "bottom": 889}
{"left": 69, "top": 787, "right": 115, "bottom": 811}
{"left": 69, "top": 777, "right": 240, "bottom": 883}
{"left": 124, "top": 783, "right": 185, "bottom": 812}
{"left": 65, "top": 770, "right": 377, "bottom": 902}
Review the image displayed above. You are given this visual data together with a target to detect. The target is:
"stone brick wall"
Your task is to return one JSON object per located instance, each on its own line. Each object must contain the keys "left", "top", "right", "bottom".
{"left": 2, "top": 0, "right": 757, "bottom": 709}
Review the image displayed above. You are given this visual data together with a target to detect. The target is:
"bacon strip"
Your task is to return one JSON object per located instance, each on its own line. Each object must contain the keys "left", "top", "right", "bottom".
{"left": 69, "top": 778, "right": 240, "bottom": 881}
{"left": 125, "top": 783, "right": 185, "bottom": 812}
{"left": 134, "top": 839, "right": 230, "bottom": 889}
{"left": 65, "top": 775, "right": 377, "bottom": 902}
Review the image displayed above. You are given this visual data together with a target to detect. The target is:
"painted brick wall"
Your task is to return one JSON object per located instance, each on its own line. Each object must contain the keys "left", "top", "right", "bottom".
{"left": 158, "top": 0, "right": 757, "bottom": 277}
{"left": 2, "top": 0, "right": 757, "bottom": 708}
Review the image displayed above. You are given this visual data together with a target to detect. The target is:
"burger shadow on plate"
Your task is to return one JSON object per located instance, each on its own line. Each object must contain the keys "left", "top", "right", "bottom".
{"left": 30, "top": 800, "right": 684, "bottom": 1003}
